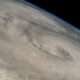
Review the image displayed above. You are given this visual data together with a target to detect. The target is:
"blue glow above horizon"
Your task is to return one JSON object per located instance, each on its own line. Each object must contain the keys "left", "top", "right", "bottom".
{"left": 24, "top": 0, "right": 80, "bottom": 31}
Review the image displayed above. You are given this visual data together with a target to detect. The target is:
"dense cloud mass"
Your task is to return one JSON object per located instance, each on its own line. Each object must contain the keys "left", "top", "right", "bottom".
{"left": 0, "top": 0, "right": 80, "bottom": 80}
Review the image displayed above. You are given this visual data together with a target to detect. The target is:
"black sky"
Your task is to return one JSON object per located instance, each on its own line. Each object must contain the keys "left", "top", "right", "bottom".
{"left": 24, "top": 0, "right": 79, "bottom": 30}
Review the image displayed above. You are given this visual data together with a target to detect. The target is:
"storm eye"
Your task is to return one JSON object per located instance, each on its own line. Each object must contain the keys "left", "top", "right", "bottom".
{"left": 56, "top": 47, "right": 73, "bottom": 61}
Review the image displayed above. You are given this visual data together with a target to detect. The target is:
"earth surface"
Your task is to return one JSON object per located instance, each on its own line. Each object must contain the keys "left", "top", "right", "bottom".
{"left": 0, "top": 0, "right": 80, "bottom": 80}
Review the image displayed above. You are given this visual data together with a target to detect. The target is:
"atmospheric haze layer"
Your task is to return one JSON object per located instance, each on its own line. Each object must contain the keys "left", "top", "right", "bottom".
{"left": 0, "top": 0, "right": 80, "bottom": 80}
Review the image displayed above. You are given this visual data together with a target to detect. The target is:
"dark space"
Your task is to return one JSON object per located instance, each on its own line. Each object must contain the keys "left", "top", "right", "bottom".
{"left": 24, "top": 0, "right": 80, "bottom": 30}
